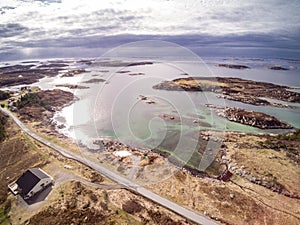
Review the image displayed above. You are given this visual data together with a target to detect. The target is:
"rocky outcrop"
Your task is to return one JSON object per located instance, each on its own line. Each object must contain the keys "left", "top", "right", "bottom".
{"left": 159, "top": 114, "right": 212, "bottom": 127}
{"left": 0, "top": 64, "right": 64, "bottom": 87}
{"left": 0, "top": 63, "right": 88, "bottom": 87}
{"left": 129, "top": 72, "right": 145, "bottom": 76}
{"left": 217, "top": 107, "right": 293, "bottom": 129}
{"left": 153, "top": 77, "right": 204, "bottom": 92}
{"left": 153, "top": 77, "right": 300, "bottom": 106}
{"left": 268, "top": 66, "right": 290, "bottom": 70}
{"left": 137, "top": 95, "right": 156, "bottom": 104}
{"left": 83, "top": 78, "right": 106, "bottom": 83}
{"left": 55, "top": 84, "right": 89, "bottom": 89}
{"left": 61, "top": 69, "right": 88, "bottom": 77}
{"left": 222, "top": 155, "right": 299, "bottom": 199}
{"left": 98, "top": 61, "right": 153, "bottom": 67}
{"left": 18, "top": 89, "right": 75, "bottom": 122}
{"left": 217, "top": 64, "right": 250, "bottom": 69}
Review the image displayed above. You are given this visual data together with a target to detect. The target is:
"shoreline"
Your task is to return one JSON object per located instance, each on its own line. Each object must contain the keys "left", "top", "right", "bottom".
{"left": 1, "top": 58, "right": 300, "bottom": 224}
{"left": 1, "top": 58, "right": 300, "bottom": 175}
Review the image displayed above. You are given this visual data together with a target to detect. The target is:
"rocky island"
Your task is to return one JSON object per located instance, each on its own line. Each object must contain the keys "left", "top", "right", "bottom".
{"left": 153, "top": 77, "right": 299, "bottom": 129}
{"left": 212, "top": 106, "right": 293, "bottom": 129}
{"left": 0, "top": 64, "right": 62, "bottom": 87}
{"left": 15, "top": 89, "right": 75, "bottom": 123}
{"left": 83, "top": 78, "right": 106, "bottom": 83}
{"left": 153, "top": 77, "right": 300, "bottom": 107}
{"left": 60, "top": 69, "right": 88, "bottom": 77}
{"left": 268, "top": 66, "right": 290, "bottom": 70}
{"left": 55, "top": 84, "right": 89, "bottom": 89}
{"left": 217, "top": 64, "right": 250, "bottom": 69}
{"left": 0, "top": 62, "right": 89, "bottom": 87}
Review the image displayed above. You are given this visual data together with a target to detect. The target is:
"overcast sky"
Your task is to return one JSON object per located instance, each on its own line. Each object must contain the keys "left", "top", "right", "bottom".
{"left": 1, "top": 0, "right": 300, "bottom": 60}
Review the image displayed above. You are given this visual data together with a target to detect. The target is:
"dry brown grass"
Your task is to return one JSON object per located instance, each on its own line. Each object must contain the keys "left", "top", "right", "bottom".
{"left": 148, "top": 132, "right": 300, "bottom": 225}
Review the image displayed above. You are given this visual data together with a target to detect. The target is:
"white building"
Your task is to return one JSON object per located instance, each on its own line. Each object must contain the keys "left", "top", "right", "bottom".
{"left": 8, "top": 168, "right": 53, "bottom": 199}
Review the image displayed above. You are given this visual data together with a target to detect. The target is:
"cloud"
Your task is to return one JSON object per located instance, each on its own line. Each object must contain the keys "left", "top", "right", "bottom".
{"left": 0, "top": 23, "right": 28, "bottom": 38}
{"left": 1, "top": 33, "right": 299, "bottom": 60}
{"left": 0, "top": 0, "right": 299, "bottom": 60}
{"left": 35, "top": 0, "right": 62, "bottom": 3}
{"left": 19, "top": 0, "right": 62, "bottom": 4}
{"left": 0, "top": 6, "right": 15, "bottom": 14}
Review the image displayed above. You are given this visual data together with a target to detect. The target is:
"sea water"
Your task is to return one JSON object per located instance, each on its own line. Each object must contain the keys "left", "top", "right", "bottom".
{"left": 33, "top": 58, "right": 300, "bottom": 149}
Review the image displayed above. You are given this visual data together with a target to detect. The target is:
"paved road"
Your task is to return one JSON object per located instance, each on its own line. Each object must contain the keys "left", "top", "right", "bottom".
{"left": 1, "top": 107, "right": 219, "bottom": 225}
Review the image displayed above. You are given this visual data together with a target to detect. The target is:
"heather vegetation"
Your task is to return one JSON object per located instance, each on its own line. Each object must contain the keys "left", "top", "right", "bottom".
{"left": 0, "top": 91, "right": 9, "bottom": 101}
{"left": 15, "top": 93, "right": 47, "bottom": 109}
{"left": 0, "top": 113, "right": 7, "bottom": 142}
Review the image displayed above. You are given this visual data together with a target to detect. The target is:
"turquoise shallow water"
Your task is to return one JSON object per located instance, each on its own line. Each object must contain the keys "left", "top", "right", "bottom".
{"left": 31, "top": 57, "right": 299, "bottom": 151}
{"left": 18, "top": 56, "right": 297, "bottom": 174}
{"left": 2, "top": 56, "right": 299, "bottom": 175}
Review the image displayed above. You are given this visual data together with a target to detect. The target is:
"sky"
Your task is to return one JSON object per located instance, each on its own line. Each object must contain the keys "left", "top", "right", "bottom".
{"left": 0, "top": 0, "right": 300, "bottom": 60}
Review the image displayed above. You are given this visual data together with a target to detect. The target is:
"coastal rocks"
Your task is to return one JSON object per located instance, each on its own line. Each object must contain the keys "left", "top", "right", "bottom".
{"left": 218, "top": 78, "right": 300, "bottom": 104}
{"left": 98, "top": 61, "right": 153, "bottom": 67}
{"left": 218, "top": 94, "right": 270, "bottom": 106}
{"left": 237, "top": 169, "right": 296, "bottom": 198}
{"left": 93, "top": 138, "right": 164, "bottom": 169}
{"left": 137, "top": 95, "right": 156, "bottom": 104}
{"left": 39, "top": 89, "right": 75, "bottom": 108}
{"left": 0, "top": 64, "right": 63, "bottom": 87}
{"left": 205, "top": 104, "right": 293, "bottom": 129}
{"left": 224, "top": 155, "right": 298, "bottom": 198}
{"left": 217, "top": 64, "right": 250, "bottom": 69}
{"left": 37, "top": 63, "right": 69, "bottom": 68}
{"left": 153, "top": 77, "right": 300, "bottom": 107}
{"left": 83, "top": 78, "right": 106, "bottom": 83}
{"left": 138, "top": 95, "right": 147, "bottom": 101}
{"left": 128, "top": 72, "right": 145, "bottom": 76}
{"left": 146, "top": 100, "right": 155, "bottom": 104}
{"left": 61, "top": 69, "right": 88, "bottom": 77}
{"left": 161, "top": 114, "right": 176, "bottom": 121}
{"left": 93, "top": 138, "right": 114, "bottom": 149}
{"left": 116, "top": 70, "right": 131, "bottom": 74}
{"left": 159, "top": 114, "right": 212, "bottom": 127}
{"left": 55, "top": 84, "right": 89, "bottom": 89}
{"left": 76, "top": 59, "right": 93, "bottom": 65}
{"left": 18, "top": 89, "right": 74, "bottom": 122}
{"left": 153, "top": 78, "right": 203, "bottom": 92}
{"left": 219, "top": 107, "right": 293, "bottom": 129}
{"left": 220, "top": 95, "right": 295, "bottom": 108}
{"left": 268, "top": 66, "right": 290, "bottom": 70}
{"left": 222, "top": 131, "right": 300, "bottom": 200}
{"left": 200, "top": 130, "right": 225, "bottom": 142}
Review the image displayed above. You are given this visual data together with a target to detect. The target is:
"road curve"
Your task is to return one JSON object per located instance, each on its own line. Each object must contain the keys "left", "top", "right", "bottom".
{"left": 1, "top": 107, "right": 219, "bottom": 225}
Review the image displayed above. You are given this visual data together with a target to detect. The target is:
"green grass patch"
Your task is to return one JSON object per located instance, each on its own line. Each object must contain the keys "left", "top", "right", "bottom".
{"left": 15, "top": 93, "right": 47, "bottom": 109}
{"left": 277, "top": 129, "right": 300, "bottom": 141}
{"left": 0, "top": 209, "right": 9, "bottom": 225}
{"left": 0, "top": 201, "right": 11, "bottom": 225}
{"left": 22, "top": 133, "right": 50, "bottom": 160}
{"left": 0, "top": 91, "right": 9, "bottom": 101}
{"left": 0, "top": 113, "right": 8, "bottom": 142}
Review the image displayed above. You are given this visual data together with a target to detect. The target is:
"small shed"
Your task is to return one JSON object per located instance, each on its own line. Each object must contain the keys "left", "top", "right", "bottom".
{"left": 8, "top": 168, "right": 53, "bottom": 199}
{"left": 217, "top": 163, "right": 233, "bottom": 182}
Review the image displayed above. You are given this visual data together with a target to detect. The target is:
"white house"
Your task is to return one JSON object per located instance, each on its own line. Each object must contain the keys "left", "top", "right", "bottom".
{"left": 8, "top": 168, "right": 53, "bottom": 199}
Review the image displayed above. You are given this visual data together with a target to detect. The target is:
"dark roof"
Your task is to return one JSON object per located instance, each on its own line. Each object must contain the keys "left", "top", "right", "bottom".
{"left": 16, "top": 168, "right": 50, "bottom": 196}
{"left": 28, "top": 168, "right": 49, "bottom": 179}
